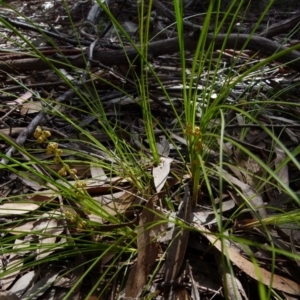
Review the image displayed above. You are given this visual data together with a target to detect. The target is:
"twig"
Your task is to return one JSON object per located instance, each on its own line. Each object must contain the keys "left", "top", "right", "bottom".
{"left": 0, "top": 89, "right": 75, "bottom": 165}
{"left": 0, "top": 14, "right": 92, "bottom": 46}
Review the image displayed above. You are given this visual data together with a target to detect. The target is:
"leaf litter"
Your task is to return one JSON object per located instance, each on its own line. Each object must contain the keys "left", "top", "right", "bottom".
{"left": 0, "top": 0, "right": 300, "bottom": 299}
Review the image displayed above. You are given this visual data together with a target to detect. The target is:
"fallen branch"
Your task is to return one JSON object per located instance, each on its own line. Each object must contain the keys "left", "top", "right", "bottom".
{"left": 1, "top": 30, "right": 300, "bottom": 73}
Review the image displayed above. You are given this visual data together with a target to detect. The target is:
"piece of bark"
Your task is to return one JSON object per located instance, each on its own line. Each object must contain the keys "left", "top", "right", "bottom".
{"left": 125, "top": 195, "right": 161, "bottom": 298}
{"left": 164, "top": 185, "right": 191, "bottom": 282}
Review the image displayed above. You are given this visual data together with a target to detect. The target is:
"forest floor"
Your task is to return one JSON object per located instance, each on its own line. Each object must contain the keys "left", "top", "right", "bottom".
{"left": 1, "top": 0, "right": 300, "bottom": 299}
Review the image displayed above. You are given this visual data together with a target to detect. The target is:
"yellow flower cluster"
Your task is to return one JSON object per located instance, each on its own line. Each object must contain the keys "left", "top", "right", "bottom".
{"left": 185, "top": 123, "right": 203, "bottom": 153}
{"left": 34, "top": 126, "right": 51, "bottom": 143}
{"left": 64, "top": 209, "right": 87, "bottom": 230}
{"left": 34, "top": 128, "right": 88, "bottom": 230}
{"left": 33, "top": 126, "right": 78, "bottom": 178}
{"left": 57, "top": 165, "right": 77, "bottom": 178}
{"left": 185, "top": 123, "right": 201, "bottom": 137}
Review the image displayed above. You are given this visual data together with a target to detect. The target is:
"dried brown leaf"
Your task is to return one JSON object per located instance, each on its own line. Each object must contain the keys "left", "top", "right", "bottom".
{"left": 0, "top": 256, "right": 24, "bottom": 290}
{"left": 20, "top": 101, "right": 43, "bottom": 115}
{"left": 274, "top": 146, "right": 289, "bottom": 186}
{"left": 153, "top": 157, "right": 173, "bottom": 192}
{"left": 193, "top": 200, "right": 234, "bottom": 225}
{"left": 90, "top": 165, "right": 107, "bottom": 181}
{"left": 164, "top": 185, "right": 191, "bottom": 281}
{"left": 0, "top": 202, "right": 40, "bottom": 216}
{"left": 18, "top": 173, "right": 47, "bottom": 191}
{"left": 195, "top": 224, "right": 300, "bottom": 295}
{"left": 218, "top": 168, "right": 267, "bottom": 219}
{"left": 6, "top": 91, "right": 32, "bottom": 106}
{"left": 10, "top": 271, "right": 37, "bottom": 298}
{"left": 125, "top": 195, "right": 161, "bottom": 298}
{"left": 32, "top": 217, "right": 64, "bottom": 260}
{"left": 21, "top": 271, "right": 60, "bottom": 300}
{"left": 92, "top": 188, "right": 136, "bottom": 221}
{"left": 156, "top": 136, "right": 170, "bottom": 156}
